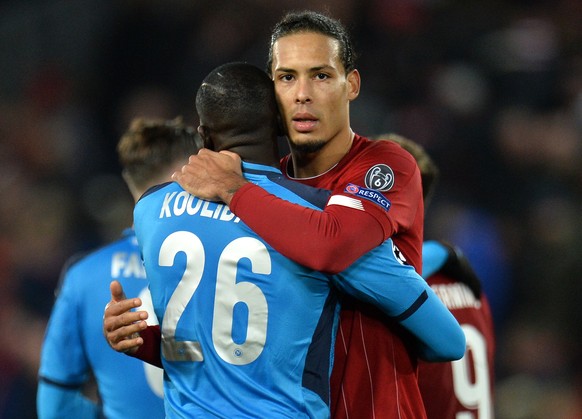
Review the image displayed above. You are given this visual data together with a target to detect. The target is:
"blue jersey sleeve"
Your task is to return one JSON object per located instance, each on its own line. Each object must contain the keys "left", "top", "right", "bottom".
{"left": 422, "top": 240, "right": 450, "bottom": 278}
{"left": 37, "top": 262, "right": 98, "bottom": 418}
{"left": 38, "top": 263, "right": 91, "bottom": 386}
{"left": 37, "top": 381, "right": 100, "bottom": 419}
{"left": 333, "top": 239, "right": 465, "bottom": 361}
{"left": 399, "top": 285, "right": 465, "bottom": 361}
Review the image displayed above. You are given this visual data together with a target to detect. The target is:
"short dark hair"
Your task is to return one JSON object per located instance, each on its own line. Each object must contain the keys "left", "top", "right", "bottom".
{"left": 196, "top": 62, "right": 277, "bottom": 134}
{"left": 267, "top": 10, "right": 357, "bottom": 75}
{"left": 117, "top": 117, "right": 200, "bottom": 190}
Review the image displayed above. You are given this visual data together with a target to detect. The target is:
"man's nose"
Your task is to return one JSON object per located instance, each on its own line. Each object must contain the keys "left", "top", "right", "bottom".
{"left": 295, "top": 79, "right": 312, "bottom": 104}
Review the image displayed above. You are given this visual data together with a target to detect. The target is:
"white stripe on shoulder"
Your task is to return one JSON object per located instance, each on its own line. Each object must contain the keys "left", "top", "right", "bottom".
{"left": 327, "top": 195, "right": 365, "bottom": 211}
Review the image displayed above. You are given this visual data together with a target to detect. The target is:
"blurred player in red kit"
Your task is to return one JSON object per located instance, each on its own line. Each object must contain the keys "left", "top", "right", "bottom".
{"left": 385, "top": 133, "right": 496, "bottom": 419}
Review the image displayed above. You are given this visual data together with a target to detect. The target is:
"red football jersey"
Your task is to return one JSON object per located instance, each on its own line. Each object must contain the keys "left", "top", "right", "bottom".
{"left": 418, "top": 273, "right": 496, "bottom": 419}
{"left": 280, "top": 134, "right": 424, "bottom": 271}
{"left": 282, "top": 134, "right": 426, "bottom": 418}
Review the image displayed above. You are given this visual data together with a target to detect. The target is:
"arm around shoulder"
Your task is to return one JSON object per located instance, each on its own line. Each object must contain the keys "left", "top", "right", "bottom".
{"left": 229, "top": 183, "right": 385, "bottom": 273}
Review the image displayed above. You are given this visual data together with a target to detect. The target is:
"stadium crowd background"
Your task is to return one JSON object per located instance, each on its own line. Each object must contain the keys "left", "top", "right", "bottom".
{"left": 1, "top": 1, "right": 581, "bottom": 417}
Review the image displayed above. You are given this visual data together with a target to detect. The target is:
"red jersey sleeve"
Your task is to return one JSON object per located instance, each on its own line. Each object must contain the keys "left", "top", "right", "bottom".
{"left": 318, "top": 137, "right": 424, "bottom": 271}
{"left": 229, "top": 183, "right": 385, "bottom": 274}
{"left": 128, "top": 325, "right": 162, "bottom": 368}
{"left": 326, "top": 139, "right": 422, "bottom": 238}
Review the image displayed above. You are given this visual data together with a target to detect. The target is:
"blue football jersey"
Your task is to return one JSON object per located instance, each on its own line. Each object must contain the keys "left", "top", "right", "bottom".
{"left": 38, "top": 230, "right": 164, "bottom": 419}
{"left": 134, "top": 162, "right": 463, "bottom": 417}
{"left": 134, "top": 163, "right": 337, "bottom": 418}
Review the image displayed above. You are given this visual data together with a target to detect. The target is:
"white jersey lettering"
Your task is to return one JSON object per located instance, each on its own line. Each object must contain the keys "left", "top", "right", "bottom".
{"left": 158, "top": 192, "right": 240, "bottom": 223}
{"left": 111, "top": 252, "right": 146, "bottom": 279}
{"left": 431, "top": 283, "right": 481, "bottom": 310}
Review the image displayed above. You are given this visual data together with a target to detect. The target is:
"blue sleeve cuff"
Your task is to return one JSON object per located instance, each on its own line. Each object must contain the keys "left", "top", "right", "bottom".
{"left": 37, "top": 380, "right": 100, "bottom": 419}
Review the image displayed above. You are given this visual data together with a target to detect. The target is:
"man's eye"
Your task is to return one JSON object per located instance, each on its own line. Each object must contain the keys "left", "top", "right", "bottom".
{"left": 316, "top": 73, "right": 328, "bottom": 80}
{"left": 281, "top": 74, "right": 294, "bottom": 81}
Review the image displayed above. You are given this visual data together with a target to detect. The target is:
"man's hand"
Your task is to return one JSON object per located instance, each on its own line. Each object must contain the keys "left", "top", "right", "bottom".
{"left": 103, "top": 280, "right": 148, "bottom": 355}
{"left": 172, "top": 149, "right": 247, "bottom": 205}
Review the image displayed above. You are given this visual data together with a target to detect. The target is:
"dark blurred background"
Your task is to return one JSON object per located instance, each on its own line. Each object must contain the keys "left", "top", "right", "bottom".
{"left": 1, "top": 1, "right": 581, "bottom": 417}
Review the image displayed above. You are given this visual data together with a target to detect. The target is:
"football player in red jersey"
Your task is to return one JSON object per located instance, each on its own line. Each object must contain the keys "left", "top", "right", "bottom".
{"left": 174, "top": 10, "right": 431, "bottom": 419}
{"left": 385, "top": 133, "right": 496, "bottom": 419}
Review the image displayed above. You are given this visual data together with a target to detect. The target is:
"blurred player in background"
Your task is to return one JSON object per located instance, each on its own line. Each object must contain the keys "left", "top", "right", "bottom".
{"left": 383, "top": 133, "right": 496, "bottom": 419}
{"left": 37, "top": 117, "right": 201, "bottom": 418}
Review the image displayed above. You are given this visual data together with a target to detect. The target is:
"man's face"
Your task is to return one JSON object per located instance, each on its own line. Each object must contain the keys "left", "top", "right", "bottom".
{"left": 271, "top": 32, "right": 360, "bottom": 154}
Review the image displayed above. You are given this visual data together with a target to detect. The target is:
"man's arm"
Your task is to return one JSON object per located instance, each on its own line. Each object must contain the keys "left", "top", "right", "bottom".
{"left": 103, "top": 288, "right": 163, "bottom": 368}
{"left": 103, "top": 280, "right": 147, "bottom": 353}
{"left": 334, "top": 239, "right": 466, "bottom": 362}
{"left": 37, "top": 381, "right": 100, "bottom": 419}
{"left": 103, "top": 280, "right": 162, "bottom": 367}
{"left": 37, "top": 266, "right": 101, "bottom": 419}
{"left": 173, "top": 150, "right": 386, "bottom": 274}
{"left": 103, "top": 281, "right": 163, "bottom": 368}
{"left": 399, "top": 288, "right": 466, "bottom": 361}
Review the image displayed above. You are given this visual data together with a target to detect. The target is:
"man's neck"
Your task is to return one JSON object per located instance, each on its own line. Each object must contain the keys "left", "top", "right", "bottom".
{"left": 291, "top": 130, "right": 355, "bottom": 178}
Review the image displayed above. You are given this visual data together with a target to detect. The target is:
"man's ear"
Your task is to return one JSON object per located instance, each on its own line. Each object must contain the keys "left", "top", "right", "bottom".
{"left": 197, "top": 125, "right": 214, "bottom": 150}
{"left": 346, "top": 69, "right": 361, "bottom": 101}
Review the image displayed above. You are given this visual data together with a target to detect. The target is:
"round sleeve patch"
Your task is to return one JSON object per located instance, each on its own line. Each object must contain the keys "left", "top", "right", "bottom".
{"left": 364, "top": 164, "right": 395, "bottom": 192}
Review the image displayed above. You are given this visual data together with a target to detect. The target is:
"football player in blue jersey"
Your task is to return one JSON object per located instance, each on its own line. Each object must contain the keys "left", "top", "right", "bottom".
{"left": 104, "top": 62, "right": 464, "bottom": 418}
{"left": 37, "top": 117, "right": 201, "bottom": 418}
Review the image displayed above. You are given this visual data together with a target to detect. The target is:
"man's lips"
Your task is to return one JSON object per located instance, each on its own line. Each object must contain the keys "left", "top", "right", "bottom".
{"left": 291, "top": 114, "right": 318, "bottom": 132}
{"left": 292, "top": 119, "right": 318, "bottom": 132}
